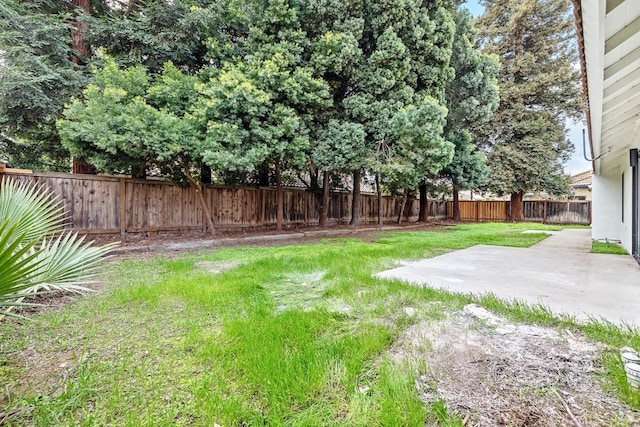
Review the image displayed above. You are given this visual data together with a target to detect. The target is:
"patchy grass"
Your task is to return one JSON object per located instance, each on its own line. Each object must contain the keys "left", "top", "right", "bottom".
{"left": 0, "top": 222, "right": 637, "bottom": 426}
{"left": 592, "top": 241, "right": 629, "bottom": 255}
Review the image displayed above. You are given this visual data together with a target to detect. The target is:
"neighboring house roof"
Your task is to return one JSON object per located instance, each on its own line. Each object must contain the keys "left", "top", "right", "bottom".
{"left": 571, "top": 170, "right": 592, "bottom": 189}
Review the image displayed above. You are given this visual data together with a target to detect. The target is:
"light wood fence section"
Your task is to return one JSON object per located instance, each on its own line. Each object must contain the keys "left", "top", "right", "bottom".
{"left": 447, "top": 200, "right": 591, "bottom": 225}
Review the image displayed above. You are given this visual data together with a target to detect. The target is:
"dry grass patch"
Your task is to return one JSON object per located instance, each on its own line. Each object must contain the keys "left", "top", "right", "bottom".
{"left": 390, "top": 304, "right": 639, "bottom": 426}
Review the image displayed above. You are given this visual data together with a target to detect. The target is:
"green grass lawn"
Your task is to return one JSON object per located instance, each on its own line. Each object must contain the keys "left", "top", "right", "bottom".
{"left": 1, "top": 223, "right": 638, "bottom": 426}
{"left": 592, "top": 241, "right": 629, "bottom": 255}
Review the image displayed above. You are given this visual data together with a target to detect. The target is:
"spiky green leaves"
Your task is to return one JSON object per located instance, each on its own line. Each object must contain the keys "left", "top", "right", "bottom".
{"left": 0, "top": 177, "right": 114, "bottom": 318}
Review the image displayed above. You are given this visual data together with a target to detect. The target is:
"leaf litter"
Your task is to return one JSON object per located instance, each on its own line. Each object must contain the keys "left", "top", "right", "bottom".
{"left": 390, "top": 304, "right": 640, "bottom": 426}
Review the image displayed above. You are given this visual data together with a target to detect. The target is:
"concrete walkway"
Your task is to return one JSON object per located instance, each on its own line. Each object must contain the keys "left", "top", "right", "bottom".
{"left": 376, "top": 229, "right": 640, "bottom": 326}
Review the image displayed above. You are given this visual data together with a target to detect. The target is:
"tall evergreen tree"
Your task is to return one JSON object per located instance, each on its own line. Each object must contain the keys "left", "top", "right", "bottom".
{"left": 440, "top": 7, "right": 499, "bottom": 220}
{"left": 476, "top": 0, "right": 581, "bottom": 220}
{"left": 302, "top": 0, "right": 456, "bottom": 226}
{"left": 86, "top": 0, "right": 225, "bottom": 74}
{"left": 193, "top": 0, "right": 331, "bottom": 231}
{"left": 0, "top": 0, "right": 88, "bottom": 171}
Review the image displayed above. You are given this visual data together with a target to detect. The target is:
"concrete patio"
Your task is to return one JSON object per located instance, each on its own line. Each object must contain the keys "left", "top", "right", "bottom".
{"left": 376, "top": 229, "right": 640, "bottom": 326}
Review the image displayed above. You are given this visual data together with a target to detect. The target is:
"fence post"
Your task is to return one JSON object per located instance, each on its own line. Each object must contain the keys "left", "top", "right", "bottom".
{"left": 476, "top": 201, "right": 480, "bottom": 222}
{"left": 543, "top": 200, "right": 547, "bottom": 224}
{"left": 119, "top": 178, "right": 127, "bottom": 237}
{"left": 260, "top": 188, "right": 266, "bottom": 225}
{"left": 202, "top": 185, "right": 208, "bottom": 233}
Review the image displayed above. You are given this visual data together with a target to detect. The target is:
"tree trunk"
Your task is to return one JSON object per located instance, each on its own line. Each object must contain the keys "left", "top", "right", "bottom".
{"left": 510, "top": 191, "right": 524, "bottom": 222}
{"left": 72, "top": 158, "right": 96, "bottom": 174}
{"left": 275, "top": 159, "right": 283, "bottom": 231}
{"left": 418, "top": 183, "right": 428, "bottom": 222}
{"left": 71, "top": 0, "right": 90, "bottom": 65}
{"left": 70, "top": 0, "right": 97, "bottom": 174}
{"left": 350, "top": 169, "right": 361, "bottom": 226}
{"left": 131, "top": 163, "right": 146, "bottom": 179}
{"left": 258, "top": 162, "right": 270, "bottom": 187}
{"left": 453, "top": 186, "right": 460, "bottom": 221}
{"left": 309, "top": 165, "right": 319, "bottom": 191}
{"left": 183, "top": 168, "right": 215, "bottom": 236}
{"left": 201, "top": 165, "right": 212, "bottom": 184}
{"left": 376, "top": 174, "right": 382, "bottom": 226}
{"left": 319, "top": 170, "right": 329, "bottom": 228}
{"left": 397, "top": 189, "right": 407, "bottom": 224}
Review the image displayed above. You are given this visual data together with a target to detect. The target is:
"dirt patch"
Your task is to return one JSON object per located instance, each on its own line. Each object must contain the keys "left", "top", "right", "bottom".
{"left": 391, "top": 304, "right": 640, "bottom": 426}
{"left": 91, "top": 222, "right": 453, "bottom": 261}
{"left": 0, "top": 347, "right": 81, "bottom": 414}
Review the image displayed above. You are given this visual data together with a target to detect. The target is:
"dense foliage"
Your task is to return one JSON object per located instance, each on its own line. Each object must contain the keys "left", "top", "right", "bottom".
{"left": 440, "top": 8, "right": 499, "bottom": 219}
{"left": 476, "top": 0, "right": 581, "bottom": 218}
{"left": 0, "top": 0, "right": 86, "bottom": 170}
{"left": 1, "top": 0, "right": 582, "bottom": 224}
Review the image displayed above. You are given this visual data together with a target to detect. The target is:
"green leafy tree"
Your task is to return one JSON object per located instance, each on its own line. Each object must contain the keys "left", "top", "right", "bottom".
{"left": 194, "top": 0, "right": 330, "bottom": 231}
{"left": 0, "top": 0, "right": 87, "bottom": 171}
{"left": 442, "top": 131, "right": 489, "bottom": 219}
{"left": 0, "top": 177, "right": 113, "bottom": 318}
{"left": 86, "top": 0, "right": 225, "bottom": 74}
{"left": 299, "top": 0, "right": 367, "bottom": 226}
{"left": 440, "top": 7, "right": 499, "bottom": 220}
{"left": 58, "top": 60, "right": 199, "bottom": 177}
{"left": 57, "top": 59, "right": 218, "bottom": 233}
{"left": 477, "top": 0, "right": 581, "bottom": 220}
{"left": 312, "top": 121, "right": 367, "bottom": 227}
{"left": 303, "top": 0, "right": 456, "bottom": 226}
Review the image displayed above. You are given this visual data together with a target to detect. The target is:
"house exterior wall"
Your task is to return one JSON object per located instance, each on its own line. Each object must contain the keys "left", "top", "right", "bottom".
{"left": 592, "top": 141, "right": 640, "bottom": 254}
{"left": 592, "top": 169, "right": 622, "bottom": 243}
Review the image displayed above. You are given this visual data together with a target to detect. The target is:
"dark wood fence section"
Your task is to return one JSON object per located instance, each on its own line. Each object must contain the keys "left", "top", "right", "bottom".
{"left": 2, "top": 171, "right": 449, "bottom": 235}
{"left": 447, "top": 200, "right": 591, "bottom": 224}
{"left": 2, "top": 171, "right": 591, "bottom": 235}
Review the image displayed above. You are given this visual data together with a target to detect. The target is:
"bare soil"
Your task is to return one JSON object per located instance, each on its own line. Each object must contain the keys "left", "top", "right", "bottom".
{"left": 391, "top": 304, "right": 640, "bottom": 426}
{"left": 87, "top": 221, "right": 453, "bottom": 259}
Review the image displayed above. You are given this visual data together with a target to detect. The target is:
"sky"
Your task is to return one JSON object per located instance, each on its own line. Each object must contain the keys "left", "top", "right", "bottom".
{"left": 463, "top": 0, "right": 592, "bottom": 176}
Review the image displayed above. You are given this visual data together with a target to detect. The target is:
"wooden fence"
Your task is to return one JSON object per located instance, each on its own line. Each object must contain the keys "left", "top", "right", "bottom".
{"left": 1, "top": 171, "right": 591, "bottom": 235}
{"left": 1, "top": 171, "right": 448, "bottom": 235}
{"left": 447, "top": 200, "right": 591, "bottom": 224}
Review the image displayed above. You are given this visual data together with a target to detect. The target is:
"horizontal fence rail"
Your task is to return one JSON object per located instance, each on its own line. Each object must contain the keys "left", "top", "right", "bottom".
{"left": 0, "top": 171, "right": 448, "bottom": 235}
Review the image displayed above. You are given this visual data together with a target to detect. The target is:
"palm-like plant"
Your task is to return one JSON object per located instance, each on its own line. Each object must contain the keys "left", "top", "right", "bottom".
{"left": 0, "top": 177, "right": 115, "bottom": 318}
